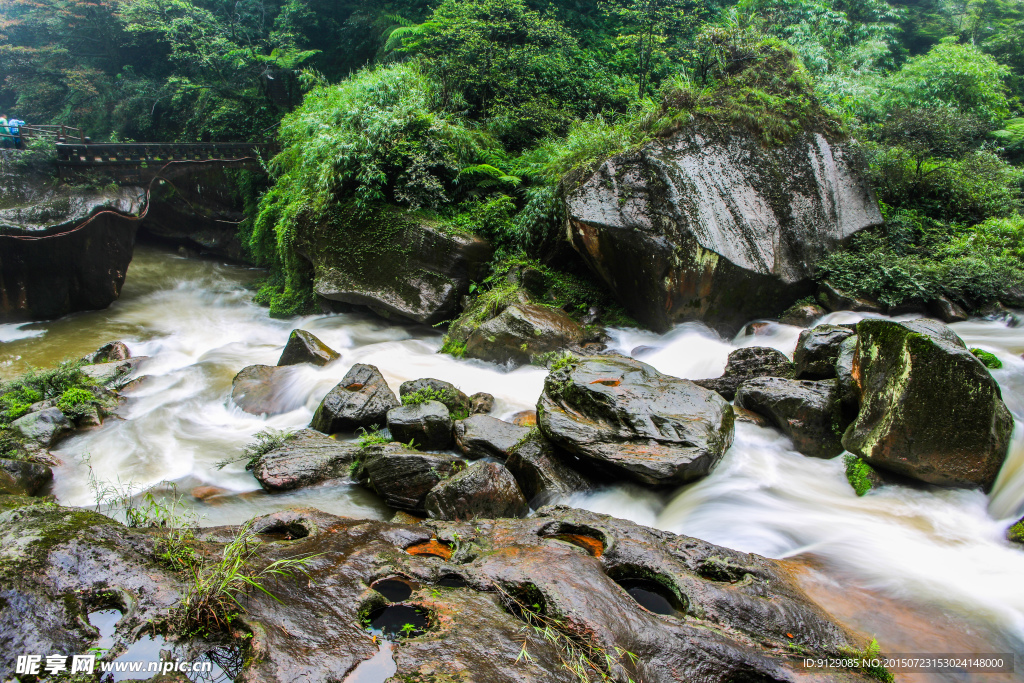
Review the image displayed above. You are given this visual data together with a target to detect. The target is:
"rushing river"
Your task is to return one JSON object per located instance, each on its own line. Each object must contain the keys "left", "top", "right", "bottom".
{"left": 3, "top": 243, "right": 1024, "bottom": 676}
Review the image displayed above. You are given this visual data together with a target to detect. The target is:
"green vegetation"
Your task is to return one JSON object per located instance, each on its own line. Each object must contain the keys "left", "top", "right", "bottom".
{"left": 1008, "top": 519, "right": 1024, "bottom": 544}
{"left": 217, "top": 428, "right": 295, "bottom": 470}
{"left": 841, "top": 638, "right": 894, "bottom": 683}
{"left": 843, "top": 454, "right": 875, "bottom": 497}
{"left": 357, "top": 425, "right": 392, "bottom": 449}
{"left": 971, "top": 348, "right": 1004, "bottom": 369}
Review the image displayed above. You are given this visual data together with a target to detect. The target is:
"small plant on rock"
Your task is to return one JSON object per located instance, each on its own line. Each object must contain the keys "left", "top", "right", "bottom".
{"left": 357, "top": 425, "right": 391, "bottom": 448}
{"left": 217, "top": 428, "right": 295, "bottom": 470}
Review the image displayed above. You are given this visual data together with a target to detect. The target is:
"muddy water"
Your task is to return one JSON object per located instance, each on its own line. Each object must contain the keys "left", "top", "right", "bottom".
{"left": 4, "top": 244, "right": 1024, "bottom": 673}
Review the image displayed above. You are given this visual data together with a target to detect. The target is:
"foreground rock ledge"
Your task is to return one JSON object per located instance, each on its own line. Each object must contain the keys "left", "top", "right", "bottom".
{"left": 0, "top": 496, "right": 877, "bottom": 682}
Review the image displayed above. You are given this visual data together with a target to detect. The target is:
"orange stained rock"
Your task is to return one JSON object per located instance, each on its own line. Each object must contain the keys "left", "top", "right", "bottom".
{"left": 405, "top": 539, "right": 453, "bottom": 560}
{"left": 551, "top": 534, "right": 604, "bottom": 557}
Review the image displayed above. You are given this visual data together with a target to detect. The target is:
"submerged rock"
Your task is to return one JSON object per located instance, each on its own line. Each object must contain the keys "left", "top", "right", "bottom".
{"left": 793, "top": 324, "right": 856, "bottom": 379}
{"left": 298, "top": 203, "right": 492, "bottom": 325}
{"left": 0, "top": 496, "right": 878, "bottom": 683}
{"left": 505, "top": 431, "right": 595, "bottom": 506}
{"left": 454, "top": 414, "right": 531, "bottom": 460}
{"left": 230, "top": 365, "right": 303, "bottom": 416}
{"left": 11, "top": 407, "right": 73, "bottom": 448}
{"left": 564, "top": 128, "right": 882, "bottom": 332}
{"left": 538, "top": 355, "right": 734, "bottom": 486}
{"left": 694, "top": 346, "right": 795, "bottom": 401}
{"left": 310, "top": 364, "right": 399, "bottom": 434}
{"left": 83, "top": 341, "right": 131, "bottom": 364}
{"left": 465, "top": 304, "right": 585, "bottom": 368}
{"left": 357, "top": 444, "right": 465, "bottom": 514}
{"left": 842, "top": 318, "right": 1013, "bottom": 490}
{"left": 386, "top": 401, "right": 454, "bottom": 451}
{"left": 735, "top": 378, "right": 846, "bottom": 459}
{"left": 424, "top": 461, "right": 529, "bottom": 521}
{"left": 250, "top": 429, "right": 361, "bottom": 492}
{"left": 277, "top": 329, "right": 339, "bottom": 367}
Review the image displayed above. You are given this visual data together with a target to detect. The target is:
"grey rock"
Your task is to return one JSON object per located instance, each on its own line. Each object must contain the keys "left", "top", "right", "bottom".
{"left": 793, "top": 324, "right": 855, "bottom": 379}
{"left": 81, "top": 357, "right": 146, "bottom": 386}
{"left": 735, "top": 378, "right": 847, "bottom": 459}
{"left": 928, "top": 296, "right": 969, "bottom": 323}
{"left": 779, "top": 303, "right": 826, "bottom": 327}
{"left": 693, "top": 347, "right": 795, "bottom": 401}
{"left": 454, "top": 415, "right": 531, "bottom": 460}
{"left": 277, "top": 329, "right": 339, "bottom": 367}
{"left": 250, "top": 429, "right": 362, "bottom": 492}
{"left": 539, "top": 355, "right": 735, "bottom": 486}
{"left": 310, "top": 364, "right": 399, "bottom": 434}
{"left": 387, "top": 401, "right": 453, "bottom": 451}
{"left": 424, "top": 461, "right": 529, "bottom": 521}
{"left": 835, "top": 336, "right": 859, "bottom": 420}
{"left": 357, "top": 444, "right": 465, "bottom": 514}
{"left": 399, "top": 378, "right": 471, "bottom": 417}
{"left": 11, "top": 408, "right": 73, "bottom": 448}
{"left": 564, "top": 129, "right": 882, "bottom": 333}
{"left": 469, "top": 392, "right": 494, "bottom": 414}
{"left": 0, "top": 458, "right": 52, "bottom": 496}
{"left": 465, "top": 304, "right": 585, "bottom": 368}
{"left": 83, "top": 341, "right": 131, "bottom": 364}
{"left": 505, "top": 431, "right": 595, "bottom": 506}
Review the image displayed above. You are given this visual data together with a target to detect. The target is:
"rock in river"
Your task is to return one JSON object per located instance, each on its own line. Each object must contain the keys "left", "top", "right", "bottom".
{"left": 842, "top": 318, "right": 1014, "bottom": 490}
{"left": 277, "top": 329, "right": 339, "bottom": 367}
{"left": 735, "top": 377, "right": 846, "bottom": 459}
{"left": 10, "top": 407, "right": 73, "bottom": 448}
{"left": 424, "top": 461, "right": 529, "bottom": 521}
{"left": 454, "top": 414, "right": 531, "bottom": 460}
{"left": 386, "top": 401, "right": 453, "bottom": 451}
{"left": 793, "top": 324, "right": 855, "bottom": 379}
{"left": 310, "top": 364, "right": 399, "bottom": 434}
{"left": 231, "top": 365, "right": 305, "bottom": 416}
{"left": 250, "top": 429, "right": 361, "bottom": 492}
{"left": 693, "top": 346, "right": 795, "bottom": 401}
{"left": 538, "top": 355, "right": 734, "bottom": 486}
{"left": 356, "top": 443, "right": 465, "bottom": 514}
{"left": 505, "top": 430, "right": 596, "bottom": 506}
{"left": 465, "top": 304, "right": 585, "bottom": 368}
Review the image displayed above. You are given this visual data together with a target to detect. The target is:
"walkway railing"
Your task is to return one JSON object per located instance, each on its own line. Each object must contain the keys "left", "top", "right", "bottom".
{"left": 55, "top": 142, "right": 274, "bottom": 166}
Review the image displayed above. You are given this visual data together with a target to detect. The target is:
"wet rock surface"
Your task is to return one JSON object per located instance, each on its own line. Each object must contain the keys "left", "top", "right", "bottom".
{"left": 83, "top": 340, "right": 131, "bottom": 364}
{"left": 276, "top": 329, "right": 339, "bottom": 367}
{"left": 470, "top": 392, "right": 495, "bottom": 414}
{"left": 842, "top": 318, "right": 1014, "bottom": 490}
{"left": 564, "top": 129, "right": 882, "bottom": 332}
{"left": 0, "top": 458, "right": 52, "bottom": 496}
{"left": 538, "top": 356, "right": 735, "bottom": 486}
{"left": 694, "top": 346, "right": 795, "bottom": 401}
{"left": 10, "top": 407, "right": 73, "bottom": 448}
{"left": 465, "top": 304, "right": 586, "bottom": 368}
{"left": 454, "top": 415, "right": 532, "bottom": 460}
{"left": 0, "top": 497, "right": 874, "bottom": 683}
{"left": 794, "top": 324, "right": 856, "bottom": 379}
{"left": 356, "top": 443, "right": 465, "bottom": 514}
{"left": 387, "top": 401, "right": 454, "bottom": 451}
{"left": 310, "top": 364, "right": 399, "bottom": 433}
{"left": 505, "top": 431, "right": 596, "bottom": 506}
{"left": 251, "top": 429, "right": 361, "bottom": 492}
{"left": 400, "top": 378, "right": 471, "bottom": 417}
{"left": 424, "top": 461, "right": 529, "bottom": 521}
{"left": 780, "top": 303, "right": 826, "bottom": 327}
{"left": 735, "top": 378, "right": 846, "bottom": 459}
{"left": 230, "top": 365, "right": 302, "bottom": 416}
{"left": 81, "top": 357, "right": 146, "bottom": 387}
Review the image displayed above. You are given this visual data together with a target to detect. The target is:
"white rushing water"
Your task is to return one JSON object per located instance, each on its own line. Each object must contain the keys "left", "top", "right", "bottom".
{"left": 4, "top": 244, "right": 1024, "bottom": 656}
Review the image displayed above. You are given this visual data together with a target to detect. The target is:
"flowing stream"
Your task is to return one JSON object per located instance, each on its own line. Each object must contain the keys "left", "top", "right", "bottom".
{"left": 3, "top": 243, "right": 1024, "bottom": 674}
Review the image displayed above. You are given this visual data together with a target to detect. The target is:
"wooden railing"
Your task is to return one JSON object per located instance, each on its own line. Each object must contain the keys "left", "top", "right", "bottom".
{"left": 55, "top": 142, "right": 274, "bottom": 167}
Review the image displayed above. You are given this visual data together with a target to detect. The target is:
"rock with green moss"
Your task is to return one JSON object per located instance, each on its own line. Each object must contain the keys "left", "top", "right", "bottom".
{"left": 538, "top": 355, "right": 734, "bottom": 486}
{"left": 564, "top": 128, "right": 883, "bottom": 333}
{"left": 277, "top": 329, "right": 340, "bottom": 367}
{"left": 970, "top": 348, "right": 1003, "bottom": 370}
{"left": 842, "top": 319, "right": 1013, "bottom": 491}
{"left": 1007, "top": 517, "right": 1024, "bottom": 544}
{"left": 735, "top": 378, "right": 848, "bottom": 459}
{"left": 10, "top": 407, "right": 73, "bottom": 448}
{"left": 297, "top": 203, "right": 492, "bottom": 325}
{"left": 399, "top": 378, "right": 471, "bottom": 418}
{"left": 464, "top": 303, "right": 586, "bottom": 368}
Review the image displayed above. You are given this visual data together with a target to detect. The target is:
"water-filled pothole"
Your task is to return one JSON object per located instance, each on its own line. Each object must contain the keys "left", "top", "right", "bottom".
{"left": 366, "top": 605, "right": 431, "bottom": 639}
{"left": 405, "top": 538, "right": 452, "bottom": 560}
{"left": 371, "top": 577, "right": 415, "bottom": 602}
{"left": 437, "top": 574, "right": 467, "bottom": 588}
{"left": 88, "top": 609, "right": 121, "bottom": 652}
{"left": 615, "top": 578, "right": 686, "bottom": 617}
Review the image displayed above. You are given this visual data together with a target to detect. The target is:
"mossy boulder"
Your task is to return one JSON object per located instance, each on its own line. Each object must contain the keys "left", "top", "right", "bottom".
{"left": 297, "top": 203, "right": 492, "bottom": 325}
{"left": 250, "top": 429, "right": 361, "bottom": 492}
{"left": 564, "top": 128, "right": 882, "bottom": 333}
{"left": 0, "top": 457, "right": 52, "bottom": 496}
{"left": 464, "top": 304, "right": 587, "bottom": 369}
{"left": 277, "top": 329, "right": 339, "bottom": 367}
{"left": 538, "top": 355, "right": 735, "bottom": 486}
{"left": 842, "top": 319, "right": 1013, "bottom": 491}
{"left": 735, "top": 378, "right": 847, "bottom": 459}
{"left": 399, "top": 378, "right": 471, "bottom": 418}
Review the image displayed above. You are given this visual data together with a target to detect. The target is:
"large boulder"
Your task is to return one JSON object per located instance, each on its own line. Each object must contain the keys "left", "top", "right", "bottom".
{"left": 0, "top": 495, "right": 880, "bottom": 683}
{"left": 297, "top": 203, "right": 492, "bottom": 325}
{"left": 538, "top": 356, "right": 735, "bottom": 486}
{"left": 10, "top": 407, "right": 73, "bottom": 448}
{"left": 693, "top": 346, "right": 795, "bottom": 401}
{"left": 0, "top": 458, "right": 52, "bottom": 496}
{"left": 310, "top": 364, "right": 399, "bottom": 434}
{"left": 505, "top": 431, "right": 596, "bottom": 506}
{"left": 386, "top": 401, "right": 453, "bottom": 451}
{"left": 454, "top": 415, "right": 531, "bottom": 460}
{"left": 464, "top": 304, "right": 586, "bottom": 368}
{"left": 83, "top": 341, "right": 131, "bottom": 364}
{"left": 277, "top": 329, "right": 339, "bottom": 367}
{"left": 81, "top": 357, "right": 146, "bottom": 387}
{"left": 399, "top": 378, "right": 471, "bottom": 418}
{"left": 250, "top": 429, "right": 361, "bottom": 492}
{"left": 357, "top": 443, "right": 465, "bottom": 514}
{"left": 423, "top": 461, "right": 529, "bottom": 520}
{"left": 231, "top": 365, "right": 305, "bottom": 416}
{"left": 793, "top": 324, "right": 855, "bottom": 379}
{"left": 735, "top": 378, "right": 846, "bottom": 459}
{"left": 842, "top": 319, "right": 1014, "bottom": 490}
{"left": 564, "top": 128, "right": 882, "bottom": 332}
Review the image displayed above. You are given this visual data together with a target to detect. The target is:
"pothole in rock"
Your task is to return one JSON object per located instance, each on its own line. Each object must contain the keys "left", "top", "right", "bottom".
{"left": 539, "top": 523, "right": 606, "bottom": 557}
{"left": 614, "top": 577, "right": 686, "bottom": 617}
{"left": 436, "top": 574, "right": 468, "bottom": 588}
{"left": 88, "top": 609, "right": 121, "bottom": 652}
{"left": 371, "top": 577, "right": 416, "bottom": 602}
{"left": 257, "top": 520, "right": 311, "bottom": 541}
{"left": 405, "top": 538, "right": 452, "bottom": 560}
{"left": 366, "top": 605, "right": 432, "bottom": 639}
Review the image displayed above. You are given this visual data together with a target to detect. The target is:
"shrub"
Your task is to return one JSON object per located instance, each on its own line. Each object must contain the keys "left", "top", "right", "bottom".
{"left": 56, "top": 387, "right": 97, "bottom": 420}
{"left": 356, "top": 425, "right": 391, "bottom": 448}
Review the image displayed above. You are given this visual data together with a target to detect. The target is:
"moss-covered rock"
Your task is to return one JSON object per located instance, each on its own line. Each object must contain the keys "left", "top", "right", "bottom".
{"left": 277, "top": 329, "right": 339, "bottom": 367}
{"left": 842, "top": 319, "right": 1013, "bottom": 490}
{"left": 465, "top": 303, "right": 586, "bottom": 369}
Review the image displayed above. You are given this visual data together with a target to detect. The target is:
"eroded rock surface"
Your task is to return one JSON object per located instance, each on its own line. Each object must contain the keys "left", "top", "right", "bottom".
{"left": 310, "top": 364, "right": 399, "bottom": 433}
{"left": 424, "top": 461, "right": 529, "bottom": 521}
{"left": 564, "top": 129, "right": 882, "bottom": 332}
{"left": 538, "top": 356, "right": 734, "bottom": 485}
{"left": 251, "top": 429, "right": 361, "bottom": 491}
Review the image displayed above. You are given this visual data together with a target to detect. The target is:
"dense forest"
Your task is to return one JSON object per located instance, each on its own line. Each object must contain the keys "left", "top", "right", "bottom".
{"left": 3, "top": 0, "right": 1024, "bottom": 321}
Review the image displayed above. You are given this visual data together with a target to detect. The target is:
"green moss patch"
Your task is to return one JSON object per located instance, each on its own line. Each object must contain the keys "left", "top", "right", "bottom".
{"left": 970, "top": 348, "right": 1003, "bottom": 369}
{"left": 843, "top": 454, "right": 875, "bottom": 497}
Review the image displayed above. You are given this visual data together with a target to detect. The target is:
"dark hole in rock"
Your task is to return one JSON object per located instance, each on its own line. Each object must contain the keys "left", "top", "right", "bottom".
{"left": 498, "top": 583, "right": 547, "bottom": 625}
{"left": 539, "top": 523, "right": 607, "bottom": 557}
{"left": 371, "top": 577, "right": 415, "bottom": 602}
{"left": 258, "top": 521, "right": 310, "bottom": 541}
{"left": 367, "top": 605, "right": 431, "bottom": 639}
{"left": 437, "top": 574, "right": 467, "bottom": 588}
{"left": 615, "top": 578, "right": 685, "bottom": 617}
{"left": 405, "top": 539, "right": 452, "bottom": 560}
{"left": 698, "top": 557, "right": 750, "bottom": 583}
